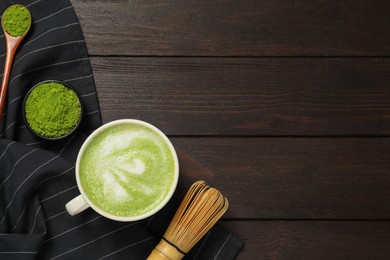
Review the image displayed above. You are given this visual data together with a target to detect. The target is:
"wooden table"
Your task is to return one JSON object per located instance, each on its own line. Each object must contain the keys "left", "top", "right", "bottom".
{"left": 70, "top": 1, "right": 390, "bottom": 258}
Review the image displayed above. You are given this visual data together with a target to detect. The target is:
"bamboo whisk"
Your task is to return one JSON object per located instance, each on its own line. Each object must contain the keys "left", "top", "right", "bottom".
{"left": 147, "top": 180, "right": 229, "bottom": 260}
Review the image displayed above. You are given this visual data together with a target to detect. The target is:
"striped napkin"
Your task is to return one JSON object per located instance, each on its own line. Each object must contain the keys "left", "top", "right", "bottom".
{"left": 0, "top": 0, "right": 244, "bottom": 259}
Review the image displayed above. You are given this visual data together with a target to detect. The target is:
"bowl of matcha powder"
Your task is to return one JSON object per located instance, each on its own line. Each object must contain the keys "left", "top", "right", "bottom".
{"left": 23, "top": 80, "right": 83, "bottom": 140}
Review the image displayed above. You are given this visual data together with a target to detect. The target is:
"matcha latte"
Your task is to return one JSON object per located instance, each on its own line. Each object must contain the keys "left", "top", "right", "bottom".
{"left": 77, "top": 120, "right": 178, "bottom": 219}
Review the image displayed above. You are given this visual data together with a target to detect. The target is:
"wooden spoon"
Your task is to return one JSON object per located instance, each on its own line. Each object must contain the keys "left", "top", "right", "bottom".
{"left": 0, "top": 4, "right": 31, "bottom": 121}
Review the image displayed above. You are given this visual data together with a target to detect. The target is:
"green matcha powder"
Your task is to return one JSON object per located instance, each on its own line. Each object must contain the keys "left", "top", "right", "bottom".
{"left": 2, "top": 5, "right": 31, "bottom": 37}
{"left": 25, "top": 82, "right": 82, "bottom": 138}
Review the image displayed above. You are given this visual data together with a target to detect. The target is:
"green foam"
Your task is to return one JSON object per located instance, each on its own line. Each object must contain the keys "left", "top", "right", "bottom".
{"left": 79, "top": 123, "right": 176, "bottom": 217}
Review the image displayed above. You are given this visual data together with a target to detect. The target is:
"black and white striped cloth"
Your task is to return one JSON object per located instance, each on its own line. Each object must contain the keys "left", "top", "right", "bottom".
{"left": 0, "top": 0, "right": 244, "bottom": 259}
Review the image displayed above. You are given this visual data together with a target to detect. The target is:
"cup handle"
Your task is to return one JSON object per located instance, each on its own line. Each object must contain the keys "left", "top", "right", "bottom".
{"left": 65, "top": 194, "right": 90, "bottom": 216}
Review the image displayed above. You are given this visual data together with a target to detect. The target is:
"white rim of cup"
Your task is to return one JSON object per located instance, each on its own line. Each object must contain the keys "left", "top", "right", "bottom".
{"left": 75, "top": 119, "right": 179, "bottom": 222}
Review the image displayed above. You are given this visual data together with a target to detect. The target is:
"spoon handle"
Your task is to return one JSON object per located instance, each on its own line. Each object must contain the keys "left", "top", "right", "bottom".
{"left": 0, "top": 35, "right": 21, "bottom": 121}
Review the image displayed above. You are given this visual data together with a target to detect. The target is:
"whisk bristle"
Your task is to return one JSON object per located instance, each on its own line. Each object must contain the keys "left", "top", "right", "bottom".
{"left": 147, "top": 181, "right": 229, "bottom": 260}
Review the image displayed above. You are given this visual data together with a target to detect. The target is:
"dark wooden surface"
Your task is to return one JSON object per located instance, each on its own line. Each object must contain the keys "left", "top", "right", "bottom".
{"left": 71, "top": 0, "right": 390, "bottom": 259}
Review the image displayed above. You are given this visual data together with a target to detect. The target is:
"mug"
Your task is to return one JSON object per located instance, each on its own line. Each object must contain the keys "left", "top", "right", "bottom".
{"left": 65, "top": 119, "right": 179, "bottom": 221}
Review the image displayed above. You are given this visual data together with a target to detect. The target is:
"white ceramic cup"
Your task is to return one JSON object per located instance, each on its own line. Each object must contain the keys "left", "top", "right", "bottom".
{"left": 65, "top": 119, "right": 179, "bottom": 221}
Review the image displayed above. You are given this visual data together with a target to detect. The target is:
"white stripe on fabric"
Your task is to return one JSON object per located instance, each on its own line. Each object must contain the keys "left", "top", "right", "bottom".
{"left": 36, "top": 166, "right": 74, "bottom": 187}
{"left": 49, "top": 222, "right": 139, "bottom": 260}
{"left": 16, "top": 125, "right": 26, "bottom": 129}
{"left": 193, "top": 230, "right": 212, "bottom": 260}
{"left": 33, "top": 6, "right": 73, "bottom": 24}
{"left": 85, "top": 109, "right": 100, "bottom": 115}
{"left": 58, "top": 134, "right": 76, "bottom": 155}
{"left": 64, "top": 74, "right": 94, "bottom": 83}
{"left": 10, "top": 200, "right": 29, "bottom": 232}
{"left": 0, "top": 156, "right": 60, "bottom": 223}
{"left": 9, "top": 57, "right": 90, "bottom": 86}
{"left": 26, "top": 141, "right": 47, "bottom": 146}
{"left": 4, "top": 121, "right": 16, "bottom": 131}
{"left": 8, "top": 95, "right": 23, "bottom": 106}
{"left": 0, "top": 148, "right": 39, "bottom": 190}
{"left": 213, "top": 233, "right": 231, "bottom": 260}
{"left": 26, "top": 0, "right": 42, "bottom": 8}
{"left": 46, "top": 210, "right": 67, "bottom": 221}
{"left": 0, "top": 141, "right": 16, "bottom": 160}
{"left": 146, "top": 214, "right": 154, "bottom": 227}
{"left": 97, "top": 236, "right": 155, "bottom": 260}
{"left": 80, "top": 91, "right": 96, "bottom": 98}
{"left": 30, "top": 206, "right": 42, "bottom": 234}
{"left": 14, "top": 40, "right": 85, "bottom": 66}
{"left": 25, "top": 23, "right": 79, "bottom": 46}
{"left": 43, "top": 216, "right": 102, "bottom": 243}
{"left": 41, "top": 185, "right": 77, "bottom": 202}
{"left": 0, "top": 122, "right": 16, "bottom": 137}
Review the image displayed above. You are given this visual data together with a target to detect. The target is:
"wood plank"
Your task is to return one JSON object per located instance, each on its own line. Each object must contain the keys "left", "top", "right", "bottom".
{"left": 221, "top": 220, "right": 390, "bottom": 259}
{"left": 170, "top": 137, "right": 390, "bottom": 219}
{"left": 91, "top": 57, "right": 390, "bottom": 136}
{"left": 71, "top": 0, "right": 390, "bottom": 56}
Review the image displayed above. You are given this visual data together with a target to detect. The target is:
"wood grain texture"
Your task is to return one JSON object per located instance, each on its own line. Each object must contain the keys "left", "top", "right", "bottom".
{"left": 222, "top": 220, "right": 390, "bottom": 259}
{"left": 171, "top": 137, "right": 390, "bottom": 219}
{"left": 91, "top": 57, "right": 390, "bottom": 136}
{"left": 71, "top": 0, "right": 390, "bottom": 56}
{"left": 69, "top": 1, "right": 390, "bottom": 258}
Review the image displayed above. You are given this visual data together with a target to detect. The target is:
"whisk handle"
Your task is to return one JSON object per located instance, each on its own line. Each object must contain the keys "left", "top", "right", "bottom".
{"left": 147, "top": 239, "right": 185, "bottom": 260}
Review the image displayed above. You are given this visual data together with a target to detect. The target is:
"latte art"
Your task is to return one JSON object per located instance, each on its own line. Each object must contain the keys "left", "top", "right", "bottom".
{"left": 121, "top": 158, "right": 145, "bottom": 175}
{"left": 79, "top": 123, "right": 176, "bottom": 217}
